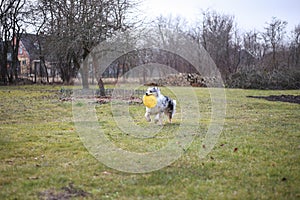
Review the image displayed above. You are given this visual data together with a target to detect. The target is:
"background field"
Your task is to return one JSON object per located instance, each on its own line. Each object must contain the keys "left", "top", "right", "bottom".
{"left": 0, "top": 85, "right": 299, "bottom": 199}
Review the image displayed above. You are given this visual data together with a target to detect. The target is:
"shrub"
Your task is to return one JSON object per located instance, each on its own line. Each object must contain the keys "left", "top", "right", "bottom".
{"left": 227, "top": 66, "right": 300, "bottom": 89}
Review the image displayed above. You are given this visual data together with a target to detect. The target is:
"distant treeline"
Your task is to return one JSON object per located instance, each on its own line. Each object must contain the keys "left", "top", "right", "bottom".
{"left": 1, "top": 0, "right": 299, "bottom": 89}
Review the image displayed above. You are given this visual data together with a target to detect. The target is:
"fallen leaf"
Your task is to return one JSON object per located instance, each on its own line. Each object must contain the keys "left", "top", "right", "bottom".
{"left": 102, "top": 171, "right": 111, "bottom": 175}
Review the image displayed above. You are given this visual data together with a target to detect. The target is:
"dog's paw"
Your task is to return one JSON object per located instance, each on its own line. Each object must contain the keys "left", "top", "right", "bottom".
{"left": 154, "top": 119, "right": 163, "bottom": 126}
{"left": 145, "top": 116, "right": 151, "bottom": 122}
{"left": 145, "top": 113, "right": 151, "bottom": 122}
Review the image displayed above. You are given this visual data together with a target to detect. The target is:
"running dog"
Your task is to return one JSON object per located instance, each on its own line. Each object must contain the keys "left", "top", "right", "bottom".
{"left": 144, "top": 87, "right": 176, "bottom": 125}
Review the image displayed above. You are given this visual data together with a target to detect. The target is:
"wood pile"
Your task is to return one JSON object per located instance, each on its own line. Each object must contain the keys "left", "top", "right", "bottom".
{"left": 146, "top": 73, "right": 214, "bottom": 87}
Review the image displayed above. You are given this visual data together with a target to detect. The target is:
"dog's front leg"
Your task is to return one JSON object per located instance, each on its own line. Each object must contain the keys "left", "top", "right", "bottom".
{"left": 145, "top": 111, "right": 151, "bottom": 122}
{"left": 154, "top": 113, "right": 163, "bottom": 125}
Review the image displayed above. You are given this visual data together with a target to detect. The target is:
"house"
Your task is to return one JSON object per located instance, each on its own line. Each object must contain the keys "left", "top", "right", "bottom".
{"left": 17, "top": 33, "right": 59, "bottom": 82}
{"left": 18, "top": 33, "right": 42, "bottom": 77}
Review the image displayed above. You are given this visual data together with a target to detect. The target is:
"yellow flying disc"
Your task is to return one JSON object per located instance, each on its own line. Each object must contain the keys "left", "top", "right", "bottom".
{"left": 143, "top": 95, "right": 157, "bottom": 108}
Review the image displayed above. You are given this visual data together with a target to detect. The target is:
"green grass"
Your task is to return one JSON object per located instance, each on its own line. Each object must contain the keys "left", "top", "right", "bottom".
{"left": 0, "top": 85, "right": 299, "bottom": 199}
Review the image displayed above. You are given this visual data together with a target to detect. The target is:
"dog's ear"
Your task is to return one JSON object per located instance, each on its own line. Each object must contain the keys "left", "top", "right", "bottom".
{"left": 155, "top": 87, "right": 161, "bottom": 95}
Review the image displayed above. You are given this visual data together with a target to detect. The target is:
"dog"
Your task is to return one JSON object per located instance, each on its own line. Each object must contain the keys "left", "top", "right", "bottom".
{"left": 144, "top": 87, "right": 176, "bottom": 125}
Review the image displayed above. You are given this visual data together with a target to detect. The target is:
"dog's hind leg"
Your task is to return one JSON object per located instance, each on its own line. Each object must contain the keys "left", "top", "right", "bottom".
{"left": 168, "top": 113, "right": 172, "bottom": 123}
{"left": 164, "top": 110, "right": 173, "bottom": 123}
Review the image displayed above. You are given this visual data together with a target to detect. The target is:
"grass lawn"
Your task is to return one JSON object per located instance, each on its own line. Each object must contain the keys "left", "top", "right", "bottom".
{"left": 0, "top": 85, "right": 299, "bottom": 199}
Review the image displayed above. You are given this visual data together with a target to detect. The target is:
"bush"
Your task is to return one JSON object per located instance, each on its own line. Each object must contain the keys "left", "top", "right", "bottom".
{"left": 227, "top": 66, "right": 300, "bottom": 89}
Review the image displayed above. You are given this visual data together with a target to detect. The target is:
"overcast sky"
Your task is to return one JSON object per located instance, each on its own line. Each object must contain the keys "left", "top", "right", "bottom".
{"left": 140, "top": 0, "right": 300, "bottom": 33}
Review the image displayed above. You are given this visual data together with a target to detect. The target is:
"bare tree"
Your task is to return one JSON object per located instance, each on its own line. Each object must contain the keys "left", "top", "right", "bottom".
{"left": 146, "top": 15, "right": 193, "bottom": 73}
{"left": 243, "top": 31, "right": 262, "bottom": 58}
{"left": 263, "top": 17, "right": 287, "bottom": 69}
{"left": 0, "top": 0, "right": 13, "bottom": 84}
{"left": 0, "top": 0, "right": 25, "bottom": 84}
{"left": 289, "top": 24, "right": 300, "bottom": 68}
{"left": 33, "top": 0, "right": 137, "bottom": 88}
{"left": 190, "top": 10, "right": 239, "bottom": 79}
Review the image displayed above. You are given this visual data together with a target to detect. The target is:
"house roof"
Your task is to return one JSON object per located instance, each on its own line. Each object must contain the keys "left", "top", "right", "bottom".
{"left": 20, "top": 33, "right": 40, "bottom": 60}
{"left": 20, "top": 33, "right": 57, "bottom": 63}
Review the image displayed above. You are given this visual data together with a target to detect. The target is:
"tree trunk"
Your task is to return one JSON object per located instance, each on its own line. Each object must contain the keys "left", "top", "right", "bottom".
{"left": 98, "top": 77, "right": 105, "bottom": 96}
{"left": 0, "top": 45, "right": 8, "bottom": 85}
{"left": 34, "top": 62, "right": 37, "bottom": 83}
{"left": 41, "top": 57, "right": 49, "bottom": 83}
{"left": 11, "top": 49, "right": 19, "bottom": 82}
{"left": 78, "top": 59, "right": 88, "bottom": 89}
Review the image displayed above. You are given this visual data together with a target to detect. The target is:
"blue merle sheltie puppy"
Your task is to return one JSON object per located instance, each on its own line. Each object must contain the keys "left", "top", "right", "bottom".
{"left": 144, "top": 87, "right": 176, "bottom": 125}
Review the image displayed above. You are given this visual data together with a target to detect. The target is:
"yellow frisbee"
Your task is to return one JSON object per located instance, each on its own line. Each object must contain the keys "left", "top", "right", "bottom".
{"left": 143, "top": 95, "right": 157, "bottom": 108}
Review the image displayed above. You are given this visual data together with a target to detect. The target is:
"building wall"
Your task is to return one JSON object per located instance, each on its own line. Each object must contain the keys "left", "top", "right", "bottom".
{"left": 17, "top": 41, "right": 31, "bottom": 75}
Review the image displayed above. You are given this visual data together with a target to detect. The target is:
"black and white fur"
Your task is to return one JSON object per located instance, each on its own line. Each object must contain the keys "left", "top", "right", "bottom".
{"left": 144, "top": 87, "right": 176, "bottom": 125}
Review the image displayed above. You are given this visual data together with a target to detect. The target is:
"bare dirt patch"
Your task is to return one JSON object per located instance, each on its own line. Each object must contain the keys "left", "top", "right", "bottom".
{"left": 247, "top": 95, "right": 300, "bottom": 104}
{"left": 38, "top": 183, "right": 90, "bottom": 200}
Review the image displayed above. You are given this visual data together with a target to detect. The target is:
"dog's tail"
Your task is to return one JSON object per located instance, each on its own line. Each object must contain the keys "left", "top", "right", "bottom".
{"left": 172, "top": 100, "right": 176, "bottom": 117}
